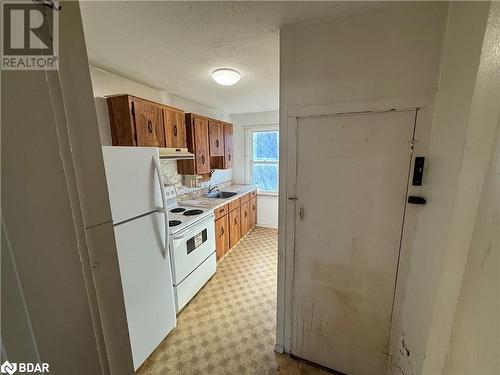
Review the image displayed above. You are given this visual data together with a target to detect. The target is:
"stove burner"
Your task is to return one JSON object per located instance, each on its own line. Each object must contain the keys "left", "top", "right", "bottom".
{"left": 183, "top": 209, "right": 203, "bottom": 216}
{"left": 170, "top": 207, "right": 186, "bottom": 213}
{"left": 169, "top": 220, "right": 182, "bottom": 227}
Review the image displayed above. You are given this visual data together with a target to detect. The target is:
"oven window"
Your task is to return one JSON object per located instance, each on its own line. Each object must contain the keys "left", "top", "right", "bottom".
{"left": 186, "top": 229, "right": 208, "bottom": 254}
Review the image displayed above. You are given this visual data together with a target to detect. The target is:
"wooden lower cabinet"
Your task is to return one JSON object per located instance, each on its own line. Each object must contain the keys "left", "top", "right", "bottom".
{"left": 215, "top": 191, "right": 257, "bottom": 261}
{"left": 240, "top": 201, "right": 250, "bottom": 237}
{"left": 229, "top": 207, "right": 241, "bottom": 249}
{"left": 215, "top": 214, "right": 229, "bottom": 261}
{"left": 250, "top": 197, "right": 257, "bottom": 229}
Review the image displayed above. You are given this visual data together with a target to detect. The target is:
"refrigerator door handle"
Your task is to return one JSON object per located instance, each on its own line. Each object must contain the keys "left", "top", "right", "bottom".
{"left": 152, "top": 155, "right": 169, "bottom": 258}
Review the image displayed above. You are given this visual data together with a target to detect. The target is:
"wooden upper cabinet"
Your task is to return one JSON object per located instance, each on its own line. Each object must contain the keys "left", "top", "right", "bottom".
{"left": 193, "top": 117, "right": 211, "bottom": 174}
{"left": 178, "top": 114, "right": 211, "bottom": 175}
{"left": 224, "top": 123, "right": 233, "bottom": 169}
{"left": 132, "top": 99, "right": 165, "bottom": 147}
{"left": 163, "top": 108, "right": 187, "bottom": 148}
{"left": 107, "top": 94, "right": 187, "bottom": 148}
{"left": 208, "top": 120, "right": 225, "bottom": 157}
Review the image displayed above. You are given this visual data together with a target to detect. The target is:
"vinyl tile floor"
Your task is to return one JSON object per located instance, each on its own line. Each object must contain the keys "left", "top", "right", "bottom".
{"left": 137, "top": 227, "right": 330, "bottom": 375}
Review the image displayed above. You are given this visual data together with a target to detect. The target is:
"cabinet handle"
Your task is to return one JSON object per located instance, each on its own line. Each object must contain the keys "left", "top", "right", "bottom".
{"left": 228, "top": 154, "right": 231, "bottom": 161}
{"left": 234, "top": 218, "right": 237, "bottom": 225}
{"left": 173, "top": 125, "right": 177, "bottom": 136}
{"left": 252, "top": 205, "right": 255, "bottom": 210}
{"left": 147, "top": 120, "right": 153, "bottom": 133}
{"left": 219, "top": 208, "right": 225, "bottom": 213}
{"left": 202, "top": 155, "right": 205, "bottom": 164}
{"left": 216, "top": 139, "right": 219, "bottom": 148}
{"left": 221, "top": 227, "right": 224, "bottom": 235}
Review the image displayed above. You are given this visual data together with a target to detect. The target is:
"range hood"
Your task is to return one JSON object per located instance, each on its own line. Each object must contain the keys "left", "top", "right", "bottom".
{"left": 159, "top": 148, "right": 194, "bottom": 160}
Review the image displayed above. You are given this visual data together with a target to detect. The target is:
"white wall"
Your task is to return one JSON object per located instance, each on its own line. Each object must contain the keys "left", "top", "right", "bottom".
{"left": 3, "top": 73, "right": 103, "bottom": 375}
{"left": 396, "top": 3, "right": 499, "bottom": 374}
{"left": 279, "top": 0, "right": 449, "bottom": 360}
{"left": 443, "top": 116, "right": 499, "bottom": 375}
{"left": 89, "top": 66, "right": 167, "bottom": 103}
{"left": 170, "top": 94, "right": 231, "bottom": 123}
{"left": 232, "top": 111, "right": 279, "bottom": 228}
{"left": 1, "top": 2, "right": 130, "bottom": 373}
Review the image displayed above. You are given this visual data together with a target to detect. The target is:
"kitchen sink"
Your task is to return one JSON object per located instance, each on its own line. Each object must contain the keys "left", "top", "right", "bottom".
{"left": 206, "top": 191, "right": 239, "bottom": 199}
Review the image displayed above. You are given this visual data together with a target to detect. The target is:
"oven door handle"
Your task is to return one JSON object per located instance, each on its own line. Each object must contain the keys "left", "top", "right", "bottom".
{"left": 152, "top": 154, "right": 169, "bottom": 258}
{"left": 172, "top": 215, "right": 214, "bottom": 240}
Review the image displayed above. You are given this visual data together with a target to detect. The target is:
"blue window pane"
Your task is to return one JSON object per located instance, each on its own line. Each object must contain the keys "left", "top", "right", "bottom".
{"left": 253, "top": 131, "right": 279, "bottom": 161}
{"left": 252, "top": 163, "right": 278, "bottom": 192}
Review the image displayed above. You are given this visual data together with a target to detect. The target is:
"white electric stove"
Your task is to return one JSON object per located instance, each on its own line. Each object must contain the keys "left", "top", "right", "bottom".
{"left": 164, "top": 186, "right": 216, "bottom": 312}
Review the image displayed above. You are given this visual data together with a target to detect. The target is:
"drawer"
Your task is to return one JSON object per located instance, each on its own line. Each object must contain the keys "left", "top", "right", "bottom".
{"left": 214, "top": 204, "right": 229, "bottom": 220}
{"left": 249, "top": 190, "right": 257, "bottom": 199}
{"left": 240, "top": 193, "right": 250, "bottom": 203}
{"left": 228, "top": 198, "right": 241, "bottom": 212}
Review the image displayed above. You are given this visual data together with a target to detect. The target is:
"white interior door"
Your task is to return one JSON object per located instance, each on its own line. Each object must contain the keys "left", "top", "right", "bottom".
{"left": 291, "top": 110, "right": 416, "bottom": 375}
{"left": 114, "top": 211, "right": 176, "bottom": 370}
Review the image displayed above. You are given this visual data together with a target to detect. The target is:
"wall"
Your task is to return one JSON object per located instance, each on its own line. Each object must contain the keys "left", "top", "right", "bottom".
{"left": 89, "top": 66, "right": 167, "bottom": 103}
{"left": 232, "top": 111, "right": 279, "bottom": 228}
{"left": 395, "top": 3, "right": 499, "bottom": 374}
{"left": 278, "top": 0, "right": 449, "bottom": 358}
{"left": 170, "top": 94, "right": 231, "bottom": 123}
{"left": 2, "top": 72, "right": 103, "bottom": 375}
{"left": 443, "top": 116, "right": 499, "bottom": 375}
{"left": 89, "top": 67, "right": 232, "bottom": 196}
{"left": 0, "top": 2, "right": 120, "bottom": 373}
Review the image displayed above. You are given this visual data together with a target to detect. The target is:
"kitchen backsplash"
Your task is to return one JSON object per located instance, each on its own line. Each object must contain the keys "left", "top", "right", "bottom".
{"left": 160, "top": 160, "right": 232, "bottom": 198}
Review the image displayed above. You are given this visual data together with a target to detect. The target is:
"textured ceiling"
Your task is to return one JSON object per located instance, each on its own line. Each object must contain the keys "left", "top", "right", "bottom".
{"left": 80, "top": 1, "right": 388, "bottom": 114}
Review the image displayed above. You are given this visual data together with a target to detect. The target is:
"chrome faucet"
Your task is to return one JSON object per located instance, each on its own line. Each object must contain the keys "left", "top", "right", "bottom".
{"left": 208, "top": 184, "right": 219, "bottom": 193}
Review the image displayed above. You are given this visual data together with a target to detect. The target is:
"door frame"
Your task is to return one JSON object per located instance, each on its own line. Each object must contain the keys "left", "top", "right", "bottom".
{"left": 276, "top": 95, "right": 432, "bottom": 359}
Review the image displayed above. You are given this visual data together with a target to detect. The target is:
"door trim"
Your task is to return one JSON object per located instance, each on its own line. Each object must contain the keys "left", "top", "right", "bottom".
{"left": 276, "top": 95, "right": 431, "bottom": 356}
{"left": 287, "top": 94, "right": 430, "bottom": 118}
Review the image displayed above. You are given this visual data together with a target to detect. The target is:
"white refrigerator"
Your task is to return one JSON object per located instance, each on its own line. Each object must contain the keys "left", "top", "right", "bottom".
{"left": 101, "top": 146, "right": 176, "bottom": 370}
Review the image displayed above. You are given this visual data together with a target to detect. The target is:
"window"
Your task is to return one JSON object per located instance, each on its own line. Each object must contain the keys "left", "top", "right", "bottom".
{"left": 248, "top": 129, "right": 279, "bottom": 194}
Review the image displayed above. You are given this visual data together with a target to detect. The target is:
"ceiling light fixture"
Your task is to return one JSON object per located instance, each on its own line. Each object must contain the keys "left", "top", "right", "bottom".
{"left": 212, "top": 68, "right": 241, "bottom": 86}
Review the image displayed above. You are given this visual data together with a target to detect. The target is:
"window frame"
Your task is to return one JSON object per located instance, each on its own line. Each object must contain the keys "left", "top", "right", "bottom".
{"left": 244, "top": 124, "right": 279, "bottom": 196}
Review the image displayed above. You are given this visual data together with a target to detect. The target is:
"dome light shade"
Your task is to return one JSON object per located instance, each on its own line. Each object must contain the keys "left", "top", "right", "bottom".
{"left": 212, "top": 68, "right": 241, "bottom": 86}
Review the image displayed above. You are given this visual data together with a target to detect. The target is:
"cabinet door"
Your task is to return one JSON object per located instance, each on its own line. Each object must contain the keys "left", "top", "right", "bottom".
{"left": 208, "top": 120, "right": 225, "bottom": 157}
{"left": 241, "top": 201, "right": 250, "bottom": 237}
{"left": 215, "top": 215, "right": 229, "bottom": 260}
{"left": 163, "top": 109, "right": 187, "bottom": 148}
{"left": 132, "top": 100, "right": 165, "bottom": 147}
{"left": 250, "top": 197, "right": 257, "bottom": 229}
{"left": 193, "top": 117, "right": 211, "bottom": 174}
{"left": 229, "top": 207, "right": 241, "bottom": 249}
{"left": 224, "top": 124, "right": 233, "bottom": 169}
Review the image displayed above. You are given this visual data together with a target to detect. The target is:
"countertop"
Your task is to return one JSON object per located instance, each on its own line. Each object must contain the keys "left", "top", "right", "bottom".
{"left": 178, "top": 184, "right": 257, "bottom": 210}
